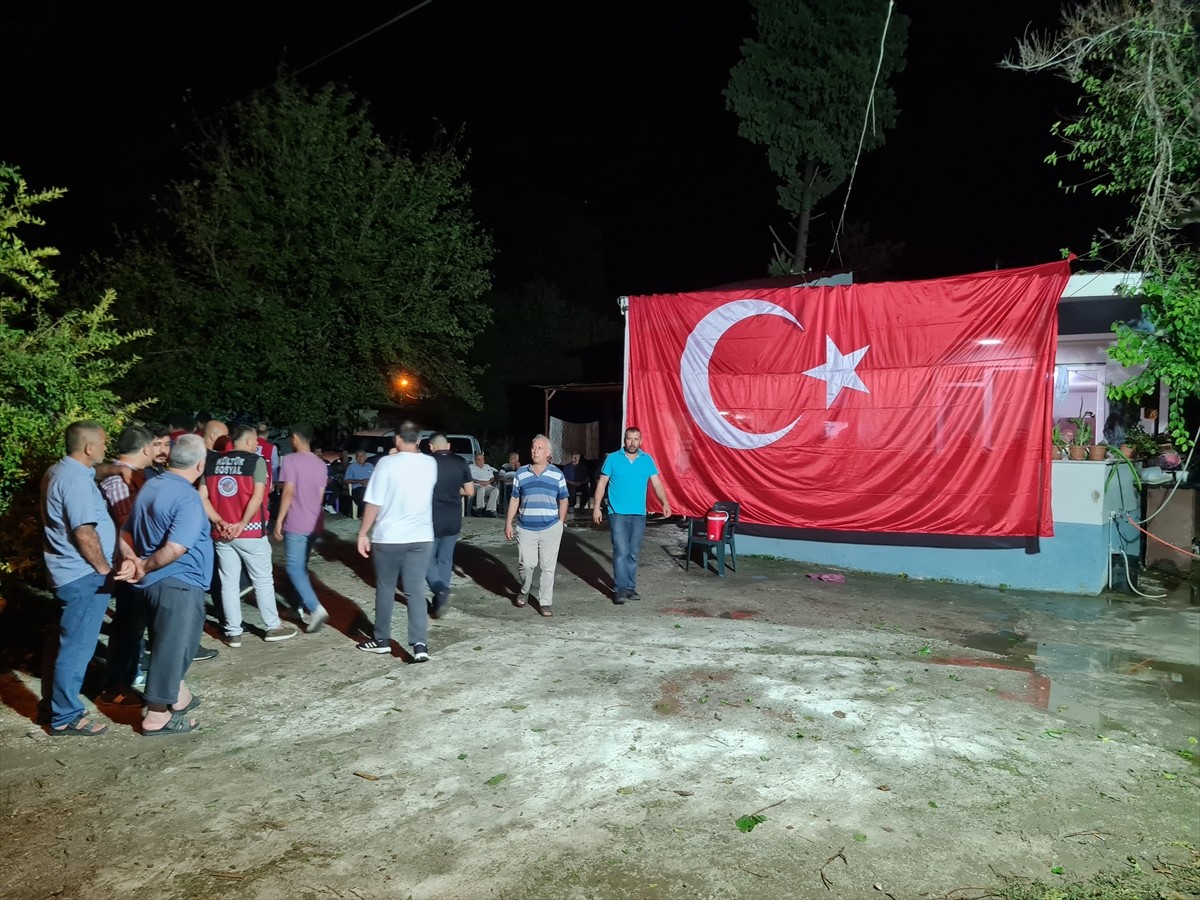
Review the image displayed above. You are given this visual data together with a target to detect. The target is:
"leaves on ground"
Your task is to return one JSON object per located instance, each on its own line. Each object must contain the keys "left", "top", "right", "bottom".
{"left": 485, "top": 773, "right": 507, "bottom": 786}
{"left": 853, "top": 833, "right": 867, "bottom": 842}
{"left": 736, "top": 814, "right": 766, "bottom": 833}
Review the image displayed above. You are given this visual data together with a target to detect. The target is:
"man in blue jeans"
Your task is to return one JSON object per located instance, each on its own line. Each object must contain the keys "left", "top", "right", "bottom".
{"left": 273, "top": 424, "right": 330, "bottom": 633}
{"left": 426, "top": 434, "right": 474, "bottom": 619}
{"left": 40, "top": 421, "right": 117, "bottom": 736}
{"left": 592, "top": 426, "right": 671, "bottom": 605}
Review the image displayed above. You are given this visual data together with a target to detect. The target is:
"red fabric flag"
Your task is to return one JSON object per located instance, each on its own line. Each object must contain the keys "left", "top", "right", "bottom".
{"left": 625, "top": 260, "right": 1072, "bottom": 537}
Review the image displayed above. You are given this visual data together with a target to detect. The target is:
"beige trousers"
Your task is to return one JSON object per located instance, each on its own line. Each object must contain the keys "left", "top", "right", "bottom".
{"left": 515, "top": 520, "right": 564, "bottom": 605}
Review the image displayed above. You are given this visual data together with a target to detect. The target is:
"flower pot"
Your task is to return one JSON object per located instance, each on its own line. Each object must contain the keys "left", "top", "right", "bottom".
{"left": 1068, "top": 446, "right": 1088, "bottom": 460}
{"left": 1119, "top": 444, "right": 1134, "bottom": 459}
{"left": 1088, "top": 445, "right": 1108, "bottom": 461}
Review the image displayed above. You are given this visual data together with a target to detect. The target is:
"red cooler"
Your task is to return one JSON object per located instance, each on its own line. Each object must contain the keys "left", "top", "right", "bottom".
{"left": 706, "top": 509, "right": 729, "bottom": 541}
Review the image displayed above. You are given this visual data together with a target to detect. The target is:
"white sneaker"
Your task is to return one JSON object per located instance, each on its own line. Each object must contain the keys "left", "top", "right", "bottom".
{"left": 307, "top": 605, "right": 330, "bottom": 633}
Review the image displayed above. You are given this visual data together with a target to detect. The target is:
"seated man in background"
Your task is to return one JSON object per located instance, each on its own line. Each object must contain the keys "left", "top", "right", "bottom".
{"left": 469, "top": 452, "right": 500, "bottom": 517}
{"left": 498, "top": 451, "right": 520, "bottom": 508}
{"left": 343, "top": 450, "right": 375, "bottom": 518}
{"left": 560, "top": 452, "right": 591, "bottom": 511}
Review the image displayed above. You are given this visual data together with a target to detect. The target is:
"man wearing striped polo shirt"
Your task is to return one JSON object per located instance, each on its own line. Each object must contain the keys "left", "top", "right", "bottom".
{"left": 503, "top": 434, "right": 568, "bottom": 617}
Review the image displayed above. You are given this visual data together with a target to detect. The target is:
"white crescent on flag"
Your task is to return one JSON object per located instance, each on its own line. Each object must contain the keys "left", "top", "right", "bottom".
{"left": 680, "top": 299, "right": 804, "bottom": 450}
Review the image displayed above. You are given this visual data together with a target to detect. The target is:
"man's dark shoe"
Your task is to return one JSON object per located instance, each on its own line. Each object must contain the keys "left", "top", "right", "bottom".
{"left": 627, "top": 590, "right": 642, "bottom": 602}
{"left": 193, "top": 645, "right": 220, "bottom": 662}
{"left": 429, "top": 590, "right": 452, "bottom": 620}
{"left": 613, "top": 591, "right": 627, "bottom": 605}
{"left": 411, "top": 643, "right": 430, "bottom": 662}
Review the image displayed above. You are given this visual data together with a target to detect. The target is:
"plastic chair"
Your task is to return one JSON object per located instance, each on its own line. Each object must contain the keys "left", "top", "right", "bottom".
{"left": 684, "top": 501, "right": 740, "bottom": 576}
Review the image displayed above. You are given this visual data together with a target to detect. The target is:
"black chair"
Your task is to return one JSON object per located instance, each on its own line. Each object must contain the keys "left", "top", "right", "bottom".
{"left": 685, "top": 501, "right": 739, "bottom": 576}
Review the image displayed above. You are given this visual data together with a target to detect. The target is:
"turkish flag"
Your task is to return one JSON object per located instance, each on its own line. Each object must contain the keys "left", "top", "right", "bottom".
{"left": 625, "top": 260, "right": 1072, "bottom": 537}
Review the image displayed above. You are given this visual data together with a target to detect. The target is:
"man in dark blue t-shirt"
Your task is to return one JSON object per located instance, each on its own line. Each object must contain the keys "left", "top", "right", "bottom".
{"left": 426, "top": 434, "right": 474, "bottom": 618}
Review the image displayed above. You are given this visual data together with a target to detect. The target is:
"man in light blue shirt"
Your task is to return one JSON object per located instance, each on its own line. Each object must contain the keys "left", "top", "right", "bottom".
{"left": 342, "top": 450, "right": 374, "bottom": 518}
{"left": 40, "top": 421, "right": 116, "bottom": 736}
{"left": 504, "top": 435, "right": 568, "bottom": 616}
{"left": 121, "top": 434, "right": 212, "bottom": 735}
{"left": 592, "top": 426, "right": 671, "bottom": 605}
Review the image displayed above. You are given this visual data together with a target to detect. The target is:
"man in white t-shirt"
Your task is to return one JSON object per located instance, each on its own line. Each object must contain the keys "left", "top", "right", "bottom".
{"left": 355, "top": 421, "right": 437, "bottom": 661}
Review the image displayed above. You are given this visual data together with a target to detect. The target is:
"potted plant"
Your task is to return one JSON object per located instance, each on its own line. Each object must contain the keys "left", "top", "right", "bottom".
{"left": 1067, "top": 416, "right": 1093, "bottom": 460}
{"left": 1125, "top": 423, "right": 1160, "bottom": 460}
{"left": 1051, "top": 424, "right": 1068, "bottom": 459}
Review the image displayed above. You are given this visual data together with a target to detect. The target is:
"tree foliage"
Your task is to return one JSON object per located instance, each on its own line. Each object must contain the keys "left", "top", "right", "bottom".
{"left": 1005, "top": 0, "right": 1199, "bottom": 450}
{"left": 105, "top": 79, "right": 494, "bottom": 426}
{"left": 0, "top": 165, "right": 150, "bottom": 592}
{"left": 462, "top": 278, "right": 620, "bottom": 435}
{"left": 726, "top": 0, "right": 908, "bottom": 273}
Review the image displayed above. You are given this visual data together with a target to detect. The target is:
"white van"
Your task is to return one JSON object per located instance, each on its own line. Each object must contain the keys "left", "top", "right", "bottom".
{"left": 332, "top": 429, "right": 480, "bottom": 465}
{"left": 418, "top": 431, "right": 481, "bottom": 465}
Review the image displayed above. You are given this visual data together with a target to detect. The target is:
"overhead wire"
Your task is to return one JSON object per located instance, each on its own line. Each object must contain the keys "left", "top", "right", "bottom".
{"left": 144, "top": 0, "right": 441, "bottom": 158}
{"left": 825, "top": 0, "right": 895, "bottom": 272}
{"left": 290, "top": 0, "right": 439, "bottom": 80}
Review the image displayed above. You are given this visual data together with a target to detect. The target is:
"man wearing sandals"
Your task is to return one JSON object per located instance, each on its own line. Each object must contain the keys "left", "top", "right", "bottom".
{"left": 40, "top": 421, "right": 118, "bottom": 736}
{"left": 118, "top": 434, "right": 212, "bottom": 735}
{"left": 503, "top": 435, "right": 568, "bottom": 617}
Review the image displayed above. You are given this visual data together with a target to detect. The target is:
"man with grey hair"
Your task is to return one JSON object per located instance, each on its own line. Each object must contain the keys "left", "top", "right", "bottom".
{"left": 40, "top": 420, "right": 116, "bottom": 735}
{"left": 118, "top": 433, "right": 212, "bottom": 735}
{"left": 503, "top": 434, "right": 569, "bottom": 617}
{"left": 426, "top": 433, "right": 474, "bottom": 619}
{"left": 356, "top": 421, "right": 437, "bottom": 659}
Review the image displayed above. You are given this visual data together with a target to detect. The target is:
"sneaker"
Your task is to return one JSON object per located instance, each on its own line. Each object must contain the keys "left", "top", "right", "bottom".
{"left": 627, "top": 590, "right": 642, "bottom": 602}
{"left": 264, "top": 623, "right": 299, "bottom": 643}
{"left": 411, "top": 643, "right": 430, "bottom": 662}
{"left": 356, "top": 639, "right": 391, "bottom": 654}
{"left": 306, "top": 605, "right": 330, "bottom": 633}
{"left": 613, "top": 591, "right": 627, "bottom": 605}
{"left": 193, "top": 645, "right": 220, "bottom": 662}
{"left": 224, "top": 632, "right": 244, "bottom": 648}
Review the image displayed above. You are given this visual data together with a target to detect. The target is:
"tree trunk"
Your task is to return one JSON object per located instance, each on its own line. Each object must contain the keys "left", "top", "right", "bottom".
{"left": 792, "top": 159, "right": 816, "bottom": 273}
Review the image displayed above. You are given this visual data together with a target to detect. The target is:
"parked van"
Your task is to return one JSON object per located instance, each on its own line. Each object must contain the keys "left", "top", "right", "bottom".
{"left": 327, "top": 429, "right": 480, "bottom": 465}
{"left": 418, "top": 431, "right": 481, "bottom": 465}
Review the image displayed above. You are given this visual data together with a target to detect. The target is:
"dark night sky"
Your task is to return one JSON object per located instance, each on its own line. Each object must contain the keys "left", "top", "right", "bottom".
{"left": 6, "top": 1, "right": 1118, "bottom": 299}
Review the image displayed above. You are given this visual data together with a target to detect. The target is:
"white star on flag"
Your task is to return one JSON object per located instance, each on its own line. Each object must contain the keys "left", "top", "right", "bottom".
{"left": 803, "top": 335, "right": 871, "bottom": 408}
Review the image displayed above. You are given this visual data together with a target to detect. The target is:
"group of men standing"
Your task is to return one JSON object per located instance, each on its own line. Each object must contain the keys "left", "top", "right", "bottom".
{"left": 38, "top": 416, "right": 670, "bottom": 735}
{"left": 38, "top": 418, "right": 336, "bottom": 736}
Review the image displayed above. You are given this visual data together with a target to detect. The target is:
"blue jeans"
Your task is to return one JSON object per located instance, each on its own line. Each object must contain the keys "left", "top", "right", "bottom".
{"left": 425, "top": 534, "right": 459, "bottom": 600}
{"left": 608, "top": 513, "right": 647, "bottom": 596}
{"left": 284, "top": 531, "right": 320, "bottom": 613}
{"left": 47, "top": 571, "right": 110, "bottom": 728}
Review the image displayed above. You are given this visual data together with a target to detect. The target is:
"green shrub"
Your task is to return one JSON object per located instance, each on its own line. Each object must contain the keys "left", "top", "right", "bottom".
{"left": 0, "top": 165, "right": 151, "bottom": 605}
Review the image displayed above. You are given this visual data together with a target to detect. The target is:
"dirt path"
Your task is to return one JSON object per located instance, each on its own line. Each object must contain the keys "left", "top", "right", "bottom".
{"left": 1, "top": 515, "right": 1197, "bottom": 899}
